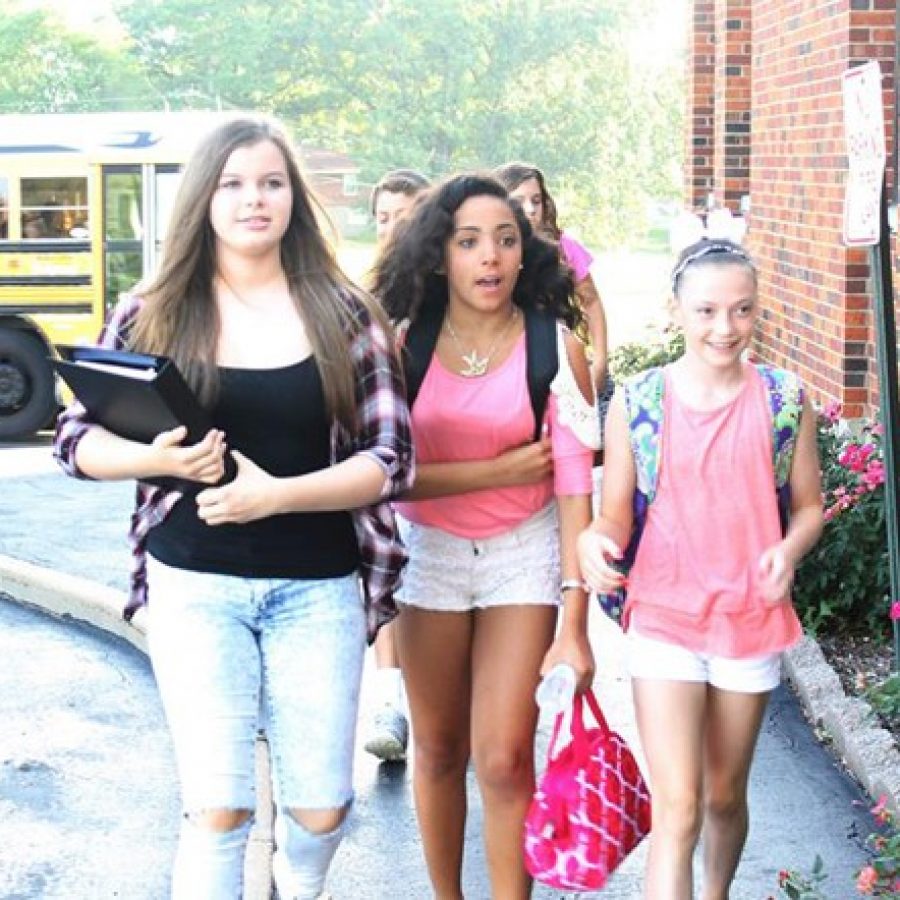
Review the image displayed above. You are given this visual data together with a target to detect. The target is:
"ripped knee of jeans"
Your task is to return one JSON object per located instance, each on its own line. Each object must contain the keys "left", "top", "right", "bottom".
{"left": 185, "top": 807, "right": 254, "bottom": 833}
{"left": 286, "top": 800, "right": 351, "bottom": 835}
{"left": 273, "top": 807, "right": 349, "bottom": 899}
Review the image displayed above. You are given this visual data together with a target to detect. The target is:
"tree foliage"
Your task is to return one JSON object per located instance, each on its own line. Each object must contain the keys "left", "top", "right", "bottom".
{"left": 0, "top": 0, "right": 684, "bottom": 246}
{"left": 0, "top": 7, "right": 155, "bottom": 112}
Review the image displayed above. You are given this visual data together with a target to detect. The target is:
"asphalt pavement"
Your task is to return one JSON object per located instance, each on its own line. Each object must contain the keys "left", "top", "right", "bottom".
{"left": 0, "top": 439, "right": 883, "bottom": 899}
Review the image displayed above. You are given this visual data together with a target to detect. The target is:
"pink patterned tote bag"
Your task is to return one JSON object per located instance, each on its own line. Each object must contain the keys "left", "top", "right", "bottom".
{"left": 523, "top": 689, "right": 652, "bottom": 891}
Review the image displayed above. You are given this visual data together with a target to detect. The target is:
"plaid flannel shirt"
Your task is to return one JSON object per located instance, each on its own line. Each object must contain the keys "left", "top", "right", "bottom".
{"left": 53, "top": 292, "right": 414, "bottom": 642}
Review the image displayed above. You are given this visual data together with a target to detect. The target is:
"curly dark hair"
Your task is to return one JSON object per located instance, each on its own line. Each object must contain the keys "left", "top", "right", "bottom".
{"left": 371, "top": 172, "right": 579, "bottom": 329}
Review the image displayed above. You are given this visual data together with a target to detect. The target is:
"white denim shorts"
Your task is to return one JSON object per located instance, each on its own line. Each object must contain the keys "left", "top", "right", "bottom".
{"left": 396, "top": 502, "right": 560, "bottom": 611}
{"left": 627, "top": 627, "right": 782, "bottom": 693}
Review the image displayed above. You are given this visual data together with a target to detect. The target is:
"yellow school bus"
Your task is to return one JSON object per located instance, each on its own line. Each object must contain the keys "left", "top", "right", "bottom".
{"left": 0, "top": 110, "right": 238, "bottom": 439}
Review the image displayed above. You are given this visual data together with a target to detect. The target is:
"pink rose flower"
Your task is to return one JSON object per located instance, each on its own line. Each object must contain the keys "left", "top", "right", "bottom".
{"left": 862, "top": 460, "right": 885, "bottom": 490}
{"left": 840, "top": 443, "right": 875, "bottom": 473}
{"left": 856, "top": 864, "right": 878, "bottom": 894}
{"left": 822, "top": 401, "right": 842, "bottom": 423}
{"left": 870, "top": 794, "right": 891, "bottom": 824}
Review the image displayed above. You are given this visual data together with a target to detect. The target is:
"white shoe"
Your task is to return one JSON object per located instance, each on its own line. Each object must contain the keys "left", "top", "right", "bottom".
{"left": 363, "top": 704, "right": 409, "bottom": 761}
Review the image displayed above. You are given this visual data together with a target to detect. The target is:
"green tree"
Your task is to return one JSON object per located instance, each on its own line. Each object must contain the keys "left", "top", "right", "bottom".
{"left": 110, "top": 0, "right": 684, "bottom": 245}
{"left": 0, "top": 7, "right": 155, "bottom": 112}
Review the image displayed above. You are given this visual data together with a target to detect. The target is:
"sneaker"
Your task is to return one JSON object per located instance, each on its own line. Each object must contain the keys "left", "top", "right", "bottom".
{"left": 364, "top": 704, "right": 409, "bottom": 761}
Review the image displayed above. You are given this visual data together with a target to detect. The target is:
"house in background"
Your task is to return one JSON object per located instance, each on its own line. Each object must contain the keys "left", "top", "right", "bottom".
{"left": 299, "top": 146, "right": 369, "bottom": 238}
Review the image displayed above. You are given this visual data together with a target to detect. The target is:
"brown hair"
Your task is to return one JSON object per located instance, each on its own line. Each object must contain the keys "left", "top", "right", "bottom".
{"left": 369, "top": 168, "right": 431, "bottom": 215}
{"left": 129, "top": 116, "right": 387, "bottom": 430}
{"left": 671, "top": 238, "right": 758, "bottom": 298}
{"left": 494, "top": 162, "right": 561, "bottom": 241}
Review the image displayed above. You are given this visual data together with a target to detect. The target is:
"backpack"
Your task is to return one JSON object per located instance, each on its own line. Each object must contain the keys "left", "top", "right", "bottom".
{"left": 599, "top": 363, "right": 804, "bottom": 621}
{"left": 402, "top": 298, "right": 559, "bottom": 441}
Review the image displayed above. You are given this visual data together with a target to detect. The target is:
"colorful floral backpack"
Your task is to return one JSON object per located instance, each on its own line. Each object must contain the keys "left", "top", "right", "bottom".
{"left": 599, "top": 363, "right": 804, "bottom": 621}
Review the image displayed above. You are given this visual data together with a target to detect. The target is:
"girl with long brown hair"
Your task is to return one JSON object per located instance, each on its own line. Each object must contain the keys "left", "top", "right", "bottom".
{"left": 54, "top": 116, "right": 413, "bottom": 900}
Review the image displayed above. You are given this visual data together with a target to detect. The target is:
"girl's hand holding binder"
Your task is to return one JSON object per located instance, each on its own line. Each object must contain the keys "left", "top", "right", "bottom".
{"left": 195, "top": 451, "right": 275, "bottom": 526}
{"left": 152, "top": 425, "right": 228, "bottom": 486}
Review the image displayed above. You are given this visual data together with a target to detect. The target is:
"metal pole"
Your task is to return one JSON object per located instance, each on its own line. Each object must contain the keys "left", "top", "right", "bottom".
{"left": 870, "top": 180, "right": 900, "bottom": 673}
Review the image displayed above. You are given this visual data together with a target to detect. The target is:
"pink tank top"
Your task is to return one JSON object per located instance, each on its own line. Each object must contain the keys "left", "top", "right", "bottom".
{"left": 627, "top": 365, "right": 802, "bottom": 657}
{"left": 395, "top": 335, "right": 594, "bottom": 538}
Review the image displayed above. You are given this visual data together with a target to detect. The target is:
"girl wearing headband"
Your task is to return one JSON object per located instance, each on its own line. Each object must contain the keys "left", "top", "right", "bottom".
{"left": 578, "top": 237, "right": 823, "bottom": 898}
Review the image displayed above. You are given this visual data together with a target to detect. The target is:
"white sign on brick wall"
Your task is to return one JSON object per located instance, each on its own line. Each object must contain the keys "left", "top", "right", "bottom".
{"left": 842, "top": 60, "right": 887, "bottom": 247}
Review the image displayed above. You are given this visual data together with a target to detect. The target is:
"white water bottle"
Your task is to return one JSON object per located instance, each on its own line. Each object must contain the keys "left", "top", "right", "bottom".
{"left": 535, "top": 664, "right": 576, "bottom": 714}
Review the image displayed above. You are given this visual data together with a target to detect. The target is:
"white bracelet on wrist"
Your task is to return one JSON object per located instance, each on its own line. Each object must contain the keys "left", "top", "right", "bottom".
{"left": 560, "top": 579, "right": 587, "bottom": 593}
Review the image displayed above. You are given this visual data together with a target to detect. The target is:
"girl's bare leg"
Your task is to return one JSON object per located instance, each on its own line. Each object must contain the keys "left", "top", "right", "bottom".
{"left": 397, "top": 606, "right": 473, "bottom": 900}
{"left": 471, "top": 604, "right": 557, "bottom": 900}
{"left": 700, "top": 688, "right": 770, "bottom": 900}
{"left": 633, "top": 678, "right": 707, "bottom": 900}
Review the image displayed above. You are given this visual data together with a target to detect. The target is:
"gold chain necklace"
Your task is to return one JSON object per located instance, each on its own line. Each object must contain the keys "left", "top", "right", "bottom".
{"left": 444, "top": 307, "right": 519, "bottom": 377}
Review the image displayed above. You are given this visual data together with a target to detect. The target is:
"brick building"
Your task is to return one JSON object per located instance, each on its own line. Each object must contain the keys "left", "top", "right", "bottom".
{"left": 684, "top": 0, "right": 897, "bottom": 417}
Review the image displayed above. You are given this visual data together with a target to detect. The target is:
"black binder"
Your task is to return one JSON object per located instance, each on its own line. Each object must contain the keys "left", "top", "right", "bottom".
{"left": 52, "top": 345, "right": 236, "bottom": 488}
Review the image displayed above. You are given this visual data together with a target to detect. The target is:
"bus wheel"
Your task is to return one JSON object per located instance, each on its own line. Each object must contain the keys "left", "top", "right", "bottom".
{"left": 0, "top": 331, "right": 57, "bottom": 439}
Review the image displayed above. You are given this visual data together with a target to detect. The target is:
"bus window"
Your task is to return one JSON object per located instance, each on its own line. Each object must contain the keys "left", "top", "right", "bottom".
{"left": 0, "top": 178, "right": 7, "bottom": 239}
{"left": 155, "top": 168, "right": 181, "bottom": 250}
{"left": 21, "top": 176, "right": 89, "bottom": 240}
{"left": 105, "top": 170, "right": 143, "bottom": 240}
{"left": 104, "top": 167, "right": 144, "bottom": 311}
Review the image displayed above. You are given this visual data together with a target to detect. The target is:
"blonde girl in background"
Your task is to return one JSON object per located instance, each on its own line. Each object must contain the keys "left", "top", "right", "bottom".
{"left": 495, "top": 162, "right": 610, "bottom": 413}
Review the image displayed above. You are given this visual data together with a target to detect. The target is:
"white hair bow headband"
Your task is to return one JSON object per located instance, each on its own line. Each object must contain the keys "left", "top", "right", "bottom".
{"left": 669, "top": 208, "right": 747, "bottom": 252}
{"left": 668, "top": 208, "right": 751, "bottom": 291}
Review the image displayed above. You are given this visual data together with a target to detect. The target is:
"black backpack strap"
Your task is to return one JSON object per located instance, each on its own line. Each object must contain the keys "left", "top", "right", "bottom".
{"left": 405, "top": 300, "right": 558, "bottom": 443}
{"left": 402, "top": 297, "right": 446, "bottom": 407}
{"left": 524, "top": 306, "right": 559, "bottom": 441}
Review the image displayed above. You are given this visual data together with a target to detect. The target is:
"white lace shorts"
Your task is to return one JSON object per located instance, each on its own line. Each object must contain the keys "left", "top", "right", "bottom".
{"left": 396, "top": 502, "right": 561, "bottom": 611}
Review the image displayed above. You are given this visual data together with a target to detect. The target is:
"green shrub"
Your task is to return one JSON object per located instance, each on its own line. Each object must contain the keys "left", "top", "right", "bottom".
{"left": 866, "top": 674, "right": 900, "bottom": 720}
{"left": 793, "top": 404, "right": 891, "bottom": 640}
{"left": 608, "top": 325, "right": 684, "bottom": 381}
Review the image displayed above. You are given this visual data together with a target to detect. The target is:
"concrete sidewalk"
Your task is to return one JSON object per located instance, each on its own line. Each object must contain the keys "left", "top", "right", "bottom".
{"left": 0, "top": 454, "right": 896, "bottom": 898}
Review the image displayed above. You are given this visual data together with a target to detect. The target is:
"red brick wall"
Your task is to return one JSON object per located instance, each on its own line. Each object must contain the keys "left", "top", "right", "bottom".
{"left": 685, "top": 0, "right": 716, "bottom": 210}
{"left": 685, "top": 0, "right": 897, "bottom": 418}
{"left": 713, "top": 1, "right": 751, "bottom": 210}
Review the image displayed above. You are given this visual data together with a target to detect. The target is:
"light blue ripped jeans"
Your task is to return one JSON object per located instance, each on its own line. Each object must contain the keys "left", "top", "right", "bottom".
{"left": 146, "top": 556, "right": 366, "bottom": 900}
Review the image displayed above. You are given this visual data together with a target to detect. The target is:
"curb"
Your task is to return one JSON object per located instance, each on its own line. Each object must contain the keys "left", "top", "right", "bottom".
{"left": 784, "top": 636, "right": 900, "bottom": 819}
{"left": 0, "top": 553, "right": 275, "bottom": 900}
{"left": 0, "top": 554, "right": 148, "bottom": 653}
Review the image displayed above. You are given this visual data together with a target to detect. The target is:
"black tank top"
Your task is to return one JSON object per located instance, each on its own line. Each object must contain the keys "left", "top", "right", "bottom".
{"left": 148, "top": 357, "right": 360, "bottom": 579}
